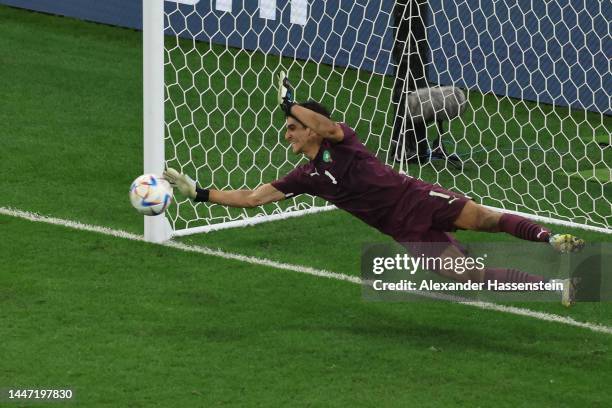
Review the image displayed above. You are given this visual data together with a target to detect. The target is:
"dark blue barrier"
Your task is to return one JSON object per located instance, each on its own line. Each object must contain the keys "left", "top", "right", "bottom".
{"left": 2, "top": 0, "right": 608, "bottom": 114}
{"left": 165, "top": 0, "right": 395, "bottom": 74}
{"left": 428, "top": 0, "right": 610, "bottom": 114}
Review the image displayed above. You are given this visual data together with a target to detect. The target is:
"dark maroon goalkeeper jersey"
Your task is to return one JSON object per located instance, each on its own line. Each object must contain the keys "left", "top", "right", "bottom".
{"left": 271, "top": 123, "right": 469, "bottom": 242}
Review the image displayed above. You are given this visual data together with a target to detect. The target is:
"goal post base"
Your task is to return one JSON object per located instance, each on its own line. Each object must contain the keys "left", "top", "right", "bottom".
{"left": 144, "top": 215, "right": 173, "bottom": 243}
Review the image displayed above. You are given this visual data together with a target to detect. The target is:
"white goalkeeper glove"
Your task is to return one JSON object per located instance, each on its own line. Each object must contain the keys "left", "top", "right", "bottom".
{"left": 277, "top": 70, "right": 295, "bottom": 116}
{"left": 163, "top": 168, "right": 197, "bottom": 199}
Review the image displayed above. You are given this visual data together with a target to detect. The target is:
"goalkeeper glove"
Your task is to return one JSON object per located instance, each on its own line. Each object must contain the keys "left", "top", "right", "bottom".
{"left": 277, "top": 71, "right": 295, "bottom": 116}
{"left": 163, "top": 168, "right": 197, "bottom": 199}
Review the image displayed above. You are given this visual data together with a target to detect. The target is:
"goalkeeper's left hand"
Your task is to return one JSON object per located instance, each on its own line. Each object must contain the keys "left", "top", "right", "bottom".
{"left": 163, "top": 168, "right": 197, "bottom": 199}
{"left": 277, "top": 71, "right": 294, "bottom": 116}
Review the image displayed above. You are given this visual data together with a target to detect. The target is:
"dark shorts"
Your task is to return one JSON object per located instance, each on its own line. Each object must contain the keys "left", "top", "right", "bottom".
{"left": 395, "top": 184, "right": 470, "bottom": 241}
{"left": 425, "top": 184, "right": 470, "bottom": 231}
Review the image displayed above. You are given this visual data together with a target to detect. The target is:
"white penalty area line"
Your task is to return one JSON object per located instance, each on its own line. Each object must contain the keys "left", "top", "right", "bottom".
{"left": 2, "top": 206, "right": 612, "bottom": 336}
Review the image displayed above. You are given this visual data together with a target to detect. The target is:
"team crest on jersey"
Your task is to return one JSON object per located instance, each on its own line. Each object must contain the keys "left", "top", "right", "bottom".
{"left": 323, "top": 150, "right": 332, "bottom": 163}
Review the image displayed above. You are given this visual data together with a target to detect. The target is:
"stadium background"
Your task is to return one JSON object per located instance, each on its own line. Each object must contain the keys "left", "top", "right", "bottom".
{"left": 1, "top": 0, "right": 608, "bottom": 113}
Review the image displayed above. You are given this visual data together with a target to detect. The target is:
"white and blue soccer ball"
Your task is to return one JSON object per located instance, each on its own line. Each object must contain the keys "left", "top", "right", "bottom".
{"left": 129, "top": 174, "right": 173, "bottom": 216}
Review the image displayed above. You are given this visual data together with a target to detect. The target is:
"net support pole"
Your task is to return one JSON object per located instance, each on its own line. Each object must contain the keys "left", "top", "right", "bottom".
{"left": 143, "top": 0, "right": 172, "bottom": 242}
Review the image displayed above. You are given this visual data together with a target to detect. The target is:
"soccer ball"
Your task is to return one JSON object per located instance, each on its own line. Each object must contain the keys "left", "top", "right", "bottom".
{"left": 129, "top": 174, "right": 173, "bottom": 216}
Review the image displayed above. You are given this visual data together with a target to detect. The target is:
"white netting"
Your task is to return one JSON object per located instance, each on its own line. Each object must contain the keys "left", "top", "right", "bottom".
{"left": 162, "top": 0, "right": 611, "bottom": 234}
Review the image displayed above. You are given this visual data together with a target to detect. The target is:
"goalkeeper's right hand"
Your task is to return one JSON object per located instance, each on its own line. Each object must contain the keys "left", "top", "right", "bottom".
{"left": 163, "top": 168, "right": 197, "bottom": 199}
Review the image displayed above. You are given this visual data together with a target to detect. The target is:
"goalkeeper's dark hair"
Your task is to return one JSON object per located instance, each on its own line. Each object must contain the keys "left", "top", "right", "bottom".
{"left": 298, "top": 100, "right": 331, "bottom": 119}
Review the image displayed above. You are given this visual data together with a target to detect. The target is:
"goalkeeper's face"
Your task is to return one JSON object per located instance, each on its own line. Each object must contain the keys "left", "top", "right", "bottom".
{"left": 285, "top": 117, "right": 317, "bottom": 155}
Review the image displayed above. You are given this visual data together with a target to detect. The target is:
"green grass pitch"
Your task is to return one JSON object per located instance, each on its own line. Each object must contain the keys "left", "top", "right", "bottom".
{"left": 1, "top": 5, "right": 612, "bottom": 407}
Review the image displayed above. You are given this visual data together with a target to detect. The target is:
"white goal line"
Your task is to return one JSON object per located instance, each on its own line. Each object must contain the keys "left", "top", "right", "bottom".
{"left": 1, "top": 206, "right": 611, "bottom": 335}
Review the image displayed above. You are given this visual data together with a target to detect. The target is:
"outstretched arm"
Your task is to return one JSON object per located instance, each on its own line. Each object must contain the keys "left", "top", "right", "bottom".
{"left": 288, "top": 104, "right": 344, "bottom": 142}
{"left": 278, "top": 72, "right": 344, "bottom": 142}
{"left": 163, "top": 168, "right": 285, "bottom": 208}
{"left": 208, "top": 183, "right": 285, "bottom": 208}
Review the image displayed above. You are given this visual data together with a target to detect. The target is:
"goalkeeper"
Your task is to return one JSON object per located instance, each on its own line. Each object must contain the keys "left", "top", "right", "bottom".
{"left": 164, "top": 74, "right": 584, "bottom": 306}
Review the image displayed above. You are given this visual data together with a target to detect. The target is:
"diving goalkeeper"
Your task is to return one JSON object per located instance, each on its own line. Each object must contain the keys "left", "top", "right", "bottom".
{"left": 164, "top": 74, "right": 584, "bottom": 306}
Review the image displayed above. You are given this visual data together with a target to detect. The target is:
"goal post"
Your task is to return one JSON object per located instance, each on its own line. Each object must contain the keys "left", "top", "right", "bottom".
{"left": 143, "top": 0, "right": 172, "bottom": 243}
{"left": 144, "top": 0, "right": 610, "bottom": 242}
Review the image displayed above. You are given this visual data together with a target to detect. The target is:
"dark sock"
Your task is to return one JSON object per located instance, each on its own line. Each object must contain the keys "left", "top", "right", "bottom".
{"left": 498, "top": 214, "right": 551, "bottom": 242}
{"left": 484, "top": 268, "right": 547, "bottom": 284}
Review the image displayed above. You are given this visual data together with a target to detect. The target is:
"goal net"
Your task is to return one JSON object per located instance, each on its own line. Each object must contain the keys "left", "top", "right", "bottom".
{"left": 146, "top": 0, "right": 611, "bottom": 240}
